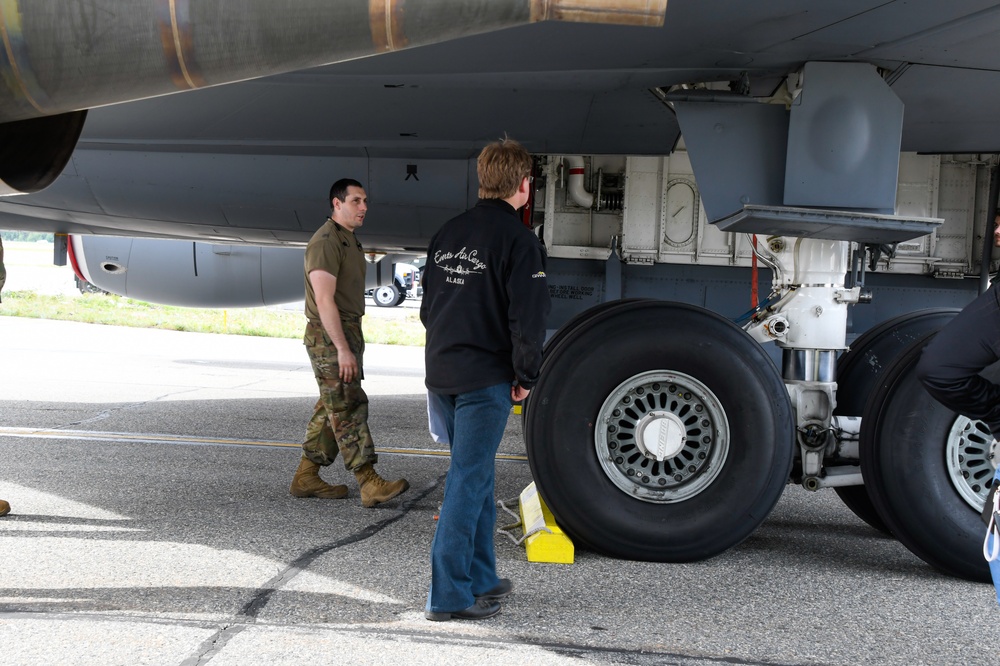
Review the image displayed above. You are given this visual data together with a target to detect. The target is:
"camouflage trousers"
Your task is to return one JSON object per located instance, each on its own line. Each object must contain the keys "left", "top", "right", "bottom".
{"left": 301, "top": 317, "right": 377, "bottom": 471}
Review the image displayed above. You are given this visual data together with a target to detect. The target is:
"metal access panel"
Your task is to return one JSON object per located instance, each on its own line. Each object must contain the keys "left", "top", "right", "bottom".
{"left": 621, "top": 156, "right": 663, "bottom": 262}
{"left": 621, "top": 152, "right": 756, "bottom": 268}
{"left": 671, "top": 99, "right": 789, "bottom": 222}
{"left": 892, "top": 154, "right": 995, "bottom": 277}
{"left": 712, "top": 205, "right": 940, "bottom": 244}
{"left": 784, "top": 62, "right": 903, "bottom": 212}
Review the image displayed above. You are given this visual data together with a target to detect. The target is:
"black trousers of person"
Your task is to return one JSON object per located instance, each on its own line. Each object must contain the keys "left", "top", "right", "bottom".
{"left": 916, "top": 282, "right": 1000, "bottom": 439}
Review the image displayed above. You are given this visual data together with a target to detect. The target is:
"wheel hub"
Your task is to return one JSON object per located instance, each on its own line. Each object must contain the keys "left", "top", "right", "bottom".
{"left": 635, "top": 412, "right": 687, "bottom": 461}
{"left": 595, "top": 370, "right": 729, "bottom": 503}
{"left": 946, "top": 416, "right": 996, "bottom": 511}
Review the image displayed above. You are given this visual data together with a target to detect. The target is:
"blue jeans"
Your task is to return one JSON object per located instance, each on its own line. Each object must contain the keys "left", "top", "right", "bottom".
{"left": 989, "top": 468, "right": 1000, "bottom": 605}
{"left": 426, "top": 383, "right": 511, "bottom": 613}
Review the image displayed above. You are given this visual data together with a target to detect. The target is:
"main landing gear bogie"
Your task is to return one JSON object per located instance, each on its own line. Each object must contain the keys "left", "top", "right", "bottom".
{"left": 525, "top": 300, "right": 996, "bottom": 581}
{"left": 524, "top": 300, "right": 794, "bottom": 562}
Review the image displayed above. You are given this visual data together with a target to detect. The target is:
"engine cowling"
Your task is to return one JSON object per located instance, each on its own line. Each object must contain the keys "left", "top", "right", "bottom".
{"left": 69, "top": 235, "right": 305, "bottom": 308}
{"left": 0, "top": 111, "right": 86, "bottom": 195}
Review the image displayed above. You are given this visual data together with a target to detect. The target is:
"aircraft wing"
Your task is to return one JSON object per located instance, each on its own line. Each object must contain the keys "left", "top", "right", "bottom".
{"left": 2, "top": 1, "right": 1000, "bottom": 248}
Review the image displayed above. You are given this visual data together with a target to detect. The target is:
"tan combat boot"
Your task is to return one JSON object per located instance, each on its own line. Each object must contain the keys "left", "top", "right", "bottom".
{"left": 354, "top": 463, "right": 409, "bottom": 508}
{"left": 290, "top": 456, "right": 348, "bottom": 499}
{"left": 0, "top": 499, "right": 9, "bottom": 517}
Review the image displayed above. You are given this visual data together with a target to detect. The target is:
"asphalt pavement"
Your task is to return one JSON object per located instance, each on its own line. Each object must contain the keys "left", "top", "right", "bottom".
{"left": 1, "top": 314, "right": 998, "bottom": 666}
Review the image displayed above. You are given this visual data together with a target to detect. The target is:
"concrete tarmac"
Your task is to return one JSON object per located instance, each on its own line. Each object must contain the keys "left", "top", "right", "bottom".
{"left": 1, "top": 315, "right": 998, "bottom": 665}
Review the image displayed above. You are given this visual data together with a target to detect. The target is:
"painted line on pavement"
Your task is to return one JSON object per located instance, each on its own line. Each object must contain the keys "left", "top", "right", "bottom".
{"left": 0, "top": 426, "right": 529, "bottom": 462}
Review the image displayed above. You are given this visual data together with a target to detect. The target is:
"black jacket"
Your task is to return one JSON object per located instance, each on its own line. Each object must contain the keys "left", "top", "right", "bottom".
{"left": 421, "top": 198, "right": 550, "bottom": 394}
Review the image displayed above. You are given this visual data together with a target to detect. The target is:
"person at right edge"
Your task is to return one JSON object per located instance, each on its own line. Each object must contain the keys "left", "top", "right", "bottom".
{"left": 916, "top": 214, "right": 1000, "bottom": 466}
{"left": 420, "top": 138, "right": 550, "bottom": 621}
{"left": 915, "top": 214, "right": 1000, "bottom": 602}
{"left": 0, "top": 236, "right": 8, "bottom": 517}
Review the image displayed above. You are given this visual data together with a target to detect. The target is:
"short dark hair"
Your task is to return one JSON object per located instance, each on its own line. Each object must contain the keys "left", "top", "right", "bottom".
{"left": 329, "top": 178, "right": 364, "bottom": 207}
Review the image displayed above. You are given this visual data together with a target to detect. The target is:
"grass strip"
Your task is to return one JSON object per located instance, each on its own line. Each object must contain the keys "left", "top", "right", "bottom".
{"left": 0, "top": 291, "right": 425, "bottom": 346}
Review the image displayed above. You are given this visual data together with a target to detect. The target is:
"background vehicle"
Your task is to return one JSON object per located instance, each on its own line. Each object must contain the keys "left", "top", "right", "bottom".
{"left": 367, "top": 262, "right": 421, "bottom": 307}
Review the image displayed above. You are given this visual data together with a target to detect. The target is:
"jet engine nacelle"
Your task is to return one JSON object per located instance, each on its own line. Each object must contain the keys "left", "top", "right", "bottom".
{"left": 69, "top": 235, "right": 305, "bottom": 308}
{"left": 0, "top": 111, "right": 87, "bottom": 196}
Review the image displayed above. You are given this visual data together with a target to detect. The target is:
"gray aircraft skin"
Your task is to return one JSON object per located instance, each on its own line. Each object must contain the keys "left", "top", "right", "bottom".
{"left": 5, "top": 1, "right": 1000, "bottom": 303}
{"left": 2, "top": 1, "right": 1000, "bottom": 247}
{"left": 6, "top": 1, "right": 1000, "bottom": 581}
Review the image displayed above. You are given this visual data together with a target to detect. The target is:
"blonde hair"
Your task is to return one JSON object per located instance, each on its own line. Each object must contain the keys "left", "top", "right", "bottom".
{"left": 477, "top": 137, "right": 532, "bottom": 199}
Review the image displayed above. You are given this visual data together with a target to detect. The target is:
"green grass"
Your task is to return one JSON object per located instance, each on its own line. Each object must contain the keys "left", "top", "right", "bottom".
{"left": 0, "top": 291, "right": 425, "bottom": 346}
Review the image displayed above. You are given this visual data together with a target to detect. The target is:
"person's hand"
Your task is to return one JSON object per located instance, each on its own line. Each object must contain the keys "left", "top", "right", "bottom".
{"left": 511, "top": 384, "right": 530, "bottom": 402}
{"left": 338, "top": 349, "right": 359, "bottom": 383}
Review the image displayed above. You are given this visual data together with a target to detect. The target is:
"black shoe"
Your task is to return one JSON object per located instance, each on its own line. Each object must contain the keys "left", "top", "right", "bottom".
{"left": 425, "top": 598, "right": 501, "bottom": 622}
{"left": 475, "top": 578, "right": 513, "bottom": 601}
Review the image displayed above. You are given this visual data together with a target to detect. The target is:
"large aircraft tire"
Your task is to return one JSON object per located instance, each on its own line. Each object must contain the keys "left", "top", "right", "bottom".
{"left": 833, "top": 308, "right": 959, "bottom": 534}
{"left": 525, "top": 301, "right": 794, "bottom": 562}
{"left": 860, "top": 333, "right": 993, "bottom": 582}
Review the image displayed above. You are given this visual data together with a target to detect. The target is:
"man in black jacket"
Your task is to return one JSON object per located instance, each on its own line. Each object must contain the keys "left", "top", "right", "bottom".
{"left": 421, "top": 138, "right": 550, "bottom": 621}
{"left": 916, "top": 213, "right": 1000, "bottom": 468}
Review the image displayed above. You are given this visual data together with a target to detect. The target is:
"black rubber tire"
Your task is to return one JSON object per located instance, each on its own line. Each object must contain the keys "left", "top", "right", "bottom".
{"left": 860, "top": 333, "right": 992, "bottom": 582}
{"left": 523, "top": 299, "right": 653, "bottom": 419}
{"left": 525, "top": 301, "right": 795, "bottom": 561}
{"left": 833, "top": 309, "right": 959, "bottom": 533}
{"left": 544, "top": 299, "right": 654, "bottom": 355}
{"left": 373, "top": 283, "right": 401, "bottom": 307}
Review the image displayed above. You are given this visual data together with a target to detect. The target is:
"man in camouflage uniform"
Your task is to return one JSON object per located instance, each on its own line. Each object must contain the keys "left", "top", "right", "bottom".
{"left": 0, "top": 236, "right": 9, "bottom": 517}
{"left": 289, "top": 178, "right": 409, "bottom": 507}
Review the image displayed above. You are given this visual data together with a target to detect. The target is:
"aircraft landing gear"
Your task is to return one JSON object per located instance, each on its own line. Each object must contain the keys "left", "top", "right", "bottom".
{"left": 524, "top": 300, "right": 794, "bottom": 561}
{"left": 526, "top": 231, "right": 992, "bottom": 580}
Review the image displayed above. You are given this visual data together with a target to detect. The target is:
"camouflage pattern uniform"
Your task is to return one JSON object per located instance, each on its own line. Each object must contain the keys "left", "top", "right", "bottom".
{"left": 301, "top": 316, "right": 377, "bottom": 470}
{"left": 301, "top": 217, "right": 377, "bottom": 472}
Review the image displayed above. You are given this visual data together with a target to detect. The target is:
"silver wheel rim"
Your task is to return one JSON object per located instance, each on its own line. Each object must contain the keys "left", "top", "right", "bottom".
{"left": 595, "top": 370, "right": 729, "bottom": 504}
{"left": 374, "top": 286, "right": 395, "bottom": 304}
{"left": 945, "top": 416, "right": 995, "bottom": 511}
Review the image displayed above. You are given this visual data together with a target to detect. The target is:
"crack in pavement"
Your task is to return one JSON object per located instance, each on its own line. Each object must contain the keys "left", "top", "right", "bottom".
{"left": 0, "top": 609, "right": 803, "bottom": 666}
{"left": 183, "top": 475, "right": 445, "bottom": 665}
{"left": 54, "top": 387, "right": 206, "bottom": 430}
